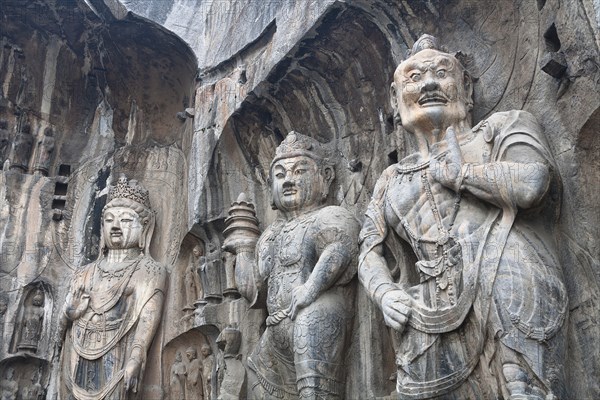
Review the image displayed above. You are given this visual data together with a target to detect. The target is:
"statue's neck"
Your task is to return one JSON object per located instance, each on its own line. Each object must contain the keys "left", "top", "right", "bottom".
{"left": 105, "top": 248, "right": 142, "bottom": 263}
{"left": 281, "top": 203, "right": 322, "bottom": 221}
{"left": 411, "top": 121, "right": 471, "bottom": 159}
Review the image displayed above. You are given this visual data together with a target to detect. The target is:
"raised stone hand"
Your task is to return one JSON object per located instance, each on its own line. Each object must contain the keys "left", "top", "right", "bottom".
{"left": 221, "top": 236, "right": 257, "bottom": 255}
{"left": 430, "top": 126, "right": 464, "bottom": 193}
{"left": 63, "top": 285, "right": 90, "bottom": 320}
{"left": 380, "top": 289, "right": 412, "bottom": 332}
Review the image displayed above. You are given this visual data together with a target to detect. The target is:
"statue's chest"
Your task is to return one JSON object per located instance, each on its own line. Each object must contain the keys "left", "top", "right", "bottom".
{"left": 258, "top": 216, "right": 316, "bottom": 275}
{"left": 386, "top": 171, "right": 458, "bottom": 233}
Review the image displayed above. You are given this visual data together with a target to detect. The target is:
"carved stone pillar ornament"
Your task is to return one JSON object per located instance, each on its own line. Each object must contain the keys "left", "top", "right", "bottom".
{"left": 223, "top": 192, "right": 260, "bottom": 298}
{"left": 58, "top": 175, "right": 167, "bottom": 399}
{"left": 358, "top": 34, "right": 568, "bottom": 400}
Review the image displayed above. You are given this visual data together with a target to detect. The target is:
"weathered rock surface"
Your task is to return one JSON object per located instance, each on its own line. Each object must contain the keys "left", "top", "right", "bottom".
{"left": 0, "top": 0, "right": 598, "bottom": 399}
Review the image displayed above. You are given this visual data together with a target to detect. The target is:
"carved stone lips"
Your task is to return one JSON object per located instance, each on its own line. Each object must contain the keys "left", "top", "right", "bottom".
{"left": 418, "top": 93, "right": 448, "bottom": 106}
{"left": 283, "top": 189, "right": 297, "bottom": 195}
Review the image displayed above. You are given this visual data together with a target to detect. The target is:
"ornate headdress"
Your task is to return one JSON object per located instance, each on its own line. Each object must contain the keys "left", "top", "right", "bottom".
{"left": 101, "top": 174, "right": 155, "bottom": 254}
{"left": 271, "top": 131, "right": 330, "bottom": 166}
{"left": 107, "top": 175, "right": 151, "bottom": 209}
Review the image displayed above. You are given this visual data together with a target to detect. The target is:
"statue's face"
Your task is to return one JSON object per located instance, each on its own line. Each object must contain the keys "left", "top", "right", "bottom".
{"left": 102, "top": 207, "right": 144, "bottom": 250}
{"left": 271, "top": 156, "right": 325, "bottom": 213}
{"left": 393, "top": 49, "right": 472, "bottom": 132}
{"left": 201, "top": 345, "right": 211, "bottom": 357}
{"left": 186, "top": 349, "right": 196, "bottom": 361}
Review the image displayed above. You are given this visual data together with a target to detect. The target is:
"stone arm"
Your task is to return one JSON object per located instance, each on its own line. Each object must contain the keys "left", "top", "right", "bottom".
{"left": 288, "top": 226, "right": 357, "bottom": 320}
{"left": 459, "top": 153, "right": 550, "bottom": 210}
{"left": 124, "top": 290, "right": 165, "bottom": 393}
{"left": 55, "top": 273, "right": 90, "bottom": 359}
{"left": 431, "top": 126, "right": 551, "bottom": 211}
{"left": 359, "top": 227, "right": 412, "bottom": 332}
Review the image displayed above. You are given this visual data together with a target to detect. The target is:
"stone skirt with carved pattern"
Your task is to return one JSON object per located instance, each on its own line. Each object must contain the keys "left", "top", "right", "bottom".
{"left": 248, "top": 286, "right": 352, "bottom": 399}
{"left": 394, "top": 220, "right": 567, "bottom": 399}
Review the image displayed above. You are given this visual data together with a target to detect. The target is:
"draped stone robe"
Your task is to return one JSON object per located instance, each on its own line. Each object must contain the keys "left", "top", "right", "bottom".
{"left": 61, "top": 255, "right": 167, "bottom": 400}
{"left": 359, "top": 111, "right": 567, "bottom": 399}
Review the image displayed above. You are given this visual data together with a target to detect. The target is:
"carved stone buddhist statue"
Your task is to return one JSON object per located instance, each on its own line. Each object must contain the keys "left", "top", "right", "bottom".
{"left": 185, "top": 346, "right": 204, "bottom": 400}
{"left": 216, "top": 326, "right": 245, "bottom": 400}
{"left": 359, "top": 35, "right": 567, "bottom": 399}
{"left": 224, "top": 132, "right": 360, "bottom": 399}
{"left": 16, "top": 288, "right": 44, "bottom": 352}
{"left": 58, "top": 175, "right": 167, "bottom": 399}
{"left": 170, "top": 351, "right": 187, "bottom": 400}
{"left": 200, "top": 344, "right": 214, "bottom": 400}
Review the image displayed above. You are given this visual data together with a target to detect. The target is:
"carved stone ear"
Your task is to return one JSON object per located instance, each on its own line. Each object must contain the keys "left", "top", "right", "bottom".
{"left": 390, "top": 82, "right": 398, "bottom": 113}
{"left": 139, "top": 218, "right": 150, "bottom": 250}
{"left": 321, "top": 165, "right": 335, "bottom": 201}
{"left": 390, "top": 82, "right": 402, "bottom": 125}
{"left": 463, "top": 72, "right": 474, "bottom": 110}
{"left": 323, "top": 165, "right": 335, "bottom": 184}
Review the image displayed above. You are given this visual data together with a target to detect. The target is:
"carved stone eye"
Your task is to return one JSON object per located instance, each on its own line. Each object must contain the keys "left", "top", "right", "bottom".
{"left": 436, "top": 70, "right": 446, "bottom": 78}
{"left": 411, "top": 73, "right": 421, "bottom": 81}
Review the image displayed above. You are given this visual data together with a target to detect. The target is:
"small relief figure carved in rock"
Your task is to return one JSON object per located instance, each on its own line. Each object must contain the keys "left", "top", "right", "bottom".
{"left": 20, "top": 370, "right": 45, "bottom": 400}
{"left": 185, "top": 347, "right": 204, "bottom": 400}
{"left": 0, "top": 367, "right": 18, "bottom": 400}
{"left": 358, "top": 35, "right": 568, "bottom": 399}
{"left": 9, "top": 124, "right": 33, "bottom": 173}
{"left": 32, "top": 127, "right": 55, "bottom": 176}
{"left": 17, "top": 288, "right": 45, "bottom": 352}
{"left": 0, "top": 119, "right": 10, "bottom": 167}
{"left": 223, "top": 132, "right": 360, "bottom": 399}
{"left": 183, "top": 245, "right": 205, "bottom": 311}
{"left": 170, "top": 351, "right": 187, "bottom": 400}
{"left": 58, "top": 175, "right": 168, "bottom": 399}
{"left": 200, "top": 344, "right": 214, "bottom": 400}
{"left": 216, "top": 326, "right": 245, "bottom": 400}
{"left": 199, "top": 256, "right": 223, "bottom": 303}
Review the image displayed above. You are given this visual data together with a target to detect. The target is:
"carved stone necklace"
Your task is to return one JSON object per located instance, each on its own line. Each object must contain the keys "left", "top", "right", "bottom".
{"left": 420, "top": 172, "right": 462, "bottom": 247}
{"left": 94, "top": 254, "right": 142, "bottom": 284}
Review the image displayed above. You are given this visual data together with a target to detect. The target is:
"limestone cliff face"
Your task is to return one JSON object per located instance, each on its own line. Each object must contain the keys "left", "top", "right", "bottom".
{"left": 0, "top": 0, "right": 598, "bottom": 399}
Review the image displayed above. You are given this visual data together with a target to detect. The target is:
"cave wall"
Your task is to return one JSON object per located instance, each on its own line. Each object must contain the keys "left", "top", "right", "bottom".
{"left": 0, "top": 0, "right": 598, "bottom": 398}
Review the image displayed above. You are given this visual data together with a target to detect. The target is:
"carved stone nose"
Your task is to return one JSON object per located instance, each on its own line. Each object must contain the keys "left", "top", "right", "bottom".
{"left": 421, "top": 79, "right": 439, "bottom": 92}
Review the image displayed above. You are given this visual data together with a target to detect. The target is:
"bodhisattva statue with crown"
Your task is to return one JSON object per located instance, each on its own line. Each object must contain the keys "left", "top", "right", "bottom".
{"left": 59, "top": 175, "right": 167, "bottom": 399}
{"left": 223, "top": 132, "right": 360, "bottom": 399}
{"left": 359, "top": 35, "right": 568, "bottom": 399}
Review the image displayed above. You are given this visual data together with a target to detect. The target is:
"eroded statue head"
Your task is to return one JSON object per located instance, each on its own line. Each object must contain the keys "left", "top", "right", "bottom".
{"left": 100, "top": 175, "right": 155, "bottom": 254}
{"left": 391, "top": 34, "right": 473, "bottom": 133}
{"left": 270, "top": 132, "right": 335, "bottom": 213}
{"left": 186, "top": 347, "right": 197, "bottom": 361}
{"left": 32, "top": 289, "right": 44, "bottom": 306}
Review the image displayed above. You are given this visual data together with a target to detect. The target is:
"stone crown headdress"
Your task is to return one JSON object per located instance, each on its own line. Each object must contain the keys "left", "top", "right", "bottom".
{"left": 107, "top": 174, "right": 151, "bottom": 209}
{"left": 271, "top": 131, "right": 329, "bottom": 166}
